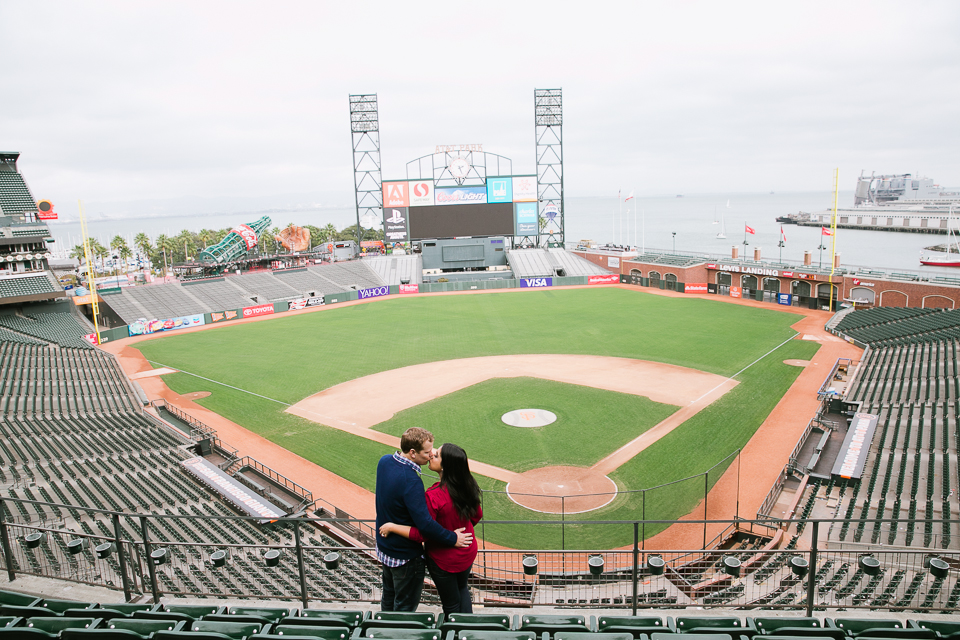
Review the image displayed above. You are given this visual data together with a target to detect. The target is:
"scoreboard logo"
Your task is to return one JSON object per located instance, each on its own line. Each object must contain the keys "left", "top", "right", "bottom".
{"left": 487, "top": 177, "right": 513, "bottom": 203}
{"left": 435, "top": 186, "right": 487, "bottom": 205}
{"left": 383, "top": 182, "right": 409, "bottom": 207}
{"left": 512, "top": 176, "right": 538, "bottom": 202}
{"left": 409, "top": 181, "right": 434, "bottom": 207}
{"left": 384, "top": 207, "right": 409, "bottom": 242}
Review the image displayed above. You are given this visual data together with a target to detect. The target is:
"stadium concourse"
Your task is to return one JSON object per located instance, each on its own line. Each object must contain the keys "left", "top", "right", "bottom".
{"left": 101, "top": 283, "right": 859, "bottom": 551}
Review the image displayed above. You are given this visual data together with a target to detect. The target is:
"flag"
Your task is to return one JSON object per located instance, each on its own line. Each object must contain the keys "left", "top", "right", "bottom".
{"left": 822, "top": 227, "right": 833, "bottom": 236}
{"left": 618, "top": 189, "right": 621, "bottom": 200}
{"left": 625, "top": 191, "right": 634, "bottom": 202}
{"left": 780, "top": 226, "right": 787, "bottom": 242}
{"left": 745, "top": 224, "right": 756, "bottom": 235}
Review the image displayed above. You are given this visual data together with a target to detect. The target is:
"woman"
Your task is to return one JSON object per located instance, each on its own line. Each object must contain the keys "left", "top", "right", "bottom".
{"left": 379, "top": 443, "right": 482, "bottom": 613}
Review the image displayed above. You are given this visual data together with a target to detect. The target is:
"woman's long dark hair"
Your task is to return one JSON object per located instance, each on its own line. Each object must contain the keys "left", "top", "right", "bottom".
{"left": 439, "top": 443, "right": 481, "bottom": 521}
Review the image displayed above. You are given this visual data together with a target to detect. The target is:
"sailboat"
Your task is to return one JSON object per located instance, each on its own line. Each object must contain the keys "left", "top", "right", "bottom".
{"left": 920, "top": 205, "right": 960, "bottom": 266}
{"left": 712, "top": 206, "right": 719, "bottom": 224}
{"left": 716, "top": 214, "right": 726, "bottom": 239}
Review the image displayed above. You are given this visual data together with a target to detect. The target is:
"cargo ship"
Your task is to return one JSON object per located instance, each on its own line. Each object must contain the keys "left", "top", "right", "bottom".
{"left": 777, "top": 172, "right": 960, "bottom": 234}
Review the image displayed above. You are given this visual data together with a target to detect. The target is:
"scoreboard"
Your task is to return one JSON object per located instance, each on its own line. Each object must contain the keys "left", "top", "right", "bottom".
{"left": 381, "top": 175, "right": 539, "bottom": 241}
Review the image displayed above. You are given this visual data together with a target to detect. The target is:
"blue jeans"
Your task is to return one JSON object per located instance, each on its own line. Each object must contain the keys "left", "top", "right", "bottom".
{"left": 381, "top": 555, "right": 425, "bottom": 611}
{"left": 426, "top": 554, "right": 473, "bottom": 614}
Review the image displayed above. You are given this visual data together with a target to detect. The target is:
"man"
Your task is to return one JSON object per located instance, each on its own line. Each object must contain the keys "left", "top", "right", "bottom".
{"left": 376, "top": 427, "right": 472, "bottom": 611}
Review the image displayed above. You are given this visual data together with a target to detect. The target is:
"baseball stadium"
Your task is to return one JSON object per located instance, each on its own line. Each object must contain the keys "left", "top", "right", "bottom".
{"left": 3, "top": 92, "right": 960, "bottom": 632}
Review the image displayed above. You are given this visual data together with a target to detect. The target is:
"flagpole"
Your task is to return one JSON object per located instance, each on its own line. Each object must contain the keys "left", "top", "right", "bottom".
{"left": 618, "top": 192, "right": 622, "bottom": 245}
{"left": 830, "top": 168, "right": 839, "bottom": 312}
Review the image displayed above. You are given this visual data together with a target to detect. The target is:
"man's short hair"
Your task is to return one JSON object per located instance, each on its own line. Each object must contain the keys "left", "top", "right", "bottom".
{"left": 400, "top": 427, "right": 434, "bottom": 454}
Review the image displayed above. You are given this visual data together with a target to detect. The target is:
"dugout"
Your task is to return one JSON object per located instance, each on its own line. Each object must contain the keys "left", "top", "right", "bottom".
{"left": 419, "top": 237, "right": 508, "bottom": 272}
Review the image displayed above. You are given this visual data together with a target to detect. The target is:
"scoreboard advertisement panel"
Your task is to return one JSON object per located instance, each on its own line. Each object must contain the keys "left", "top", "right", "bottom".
{"left": 385, "top": 175, "right": 539, "bottom": 240}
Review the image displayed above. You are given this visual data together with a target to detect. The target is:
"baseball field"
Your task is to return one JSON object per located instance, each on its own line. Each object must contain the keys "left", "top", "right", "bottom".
{"left": 135, "top": 287, "right": 819, "bottom": 548}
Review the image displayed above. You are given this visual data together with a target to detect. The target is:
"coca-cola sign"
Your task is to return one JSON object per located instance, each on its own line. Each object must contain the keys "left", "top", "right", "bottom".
{"left": 232, "top": 224, "right": 258, "bottom": 249}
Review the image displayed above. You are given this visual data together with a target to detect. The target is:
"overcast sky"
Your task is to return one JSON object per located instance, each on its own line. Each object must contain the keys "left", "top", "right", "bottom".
{"left": 3, "top": 1, "right": 959, "bottom": 213}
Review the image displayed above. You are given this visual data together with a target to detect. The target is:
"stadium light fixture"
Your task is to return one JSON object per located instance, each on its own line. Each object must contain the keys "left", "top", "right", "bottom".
{"left": 210, "top": 550, "right": 227, "bottom": 568}
{"left": 522, "top": 554, "right": 538, "bottom": 576}
{"left": 858, "top": 555, "right": 880, "bottom": 576}
{"left": 647, "top": 555, "right": 665, "bottom": 576}
{"left": 67, "top": 538, "right": 88, "bottom": 555}
{"left": 95, "top": 542, "right": 115, "bottom": 559}
{"left": 929, "top": 557, "right": 950, "bottom": 580}
{"left": 264, "top": 549, "right": 281, "bottom": 567}
{"left": 23, "top": 532, "right": 45, "bottom": 549}
{"left": 588, "top": 554, "right": 605, "bottom": 576}
{"left": 150, "top": 548, "right": 168, "bottom": 566}
{"left": 789, "top": 555, "right": 809, "bottom": 578}
{"left": 323, "top": 552, "right": 340, "bottom": 571}
{"left": 722, "top": 556, "right": 741, "bottom": 578}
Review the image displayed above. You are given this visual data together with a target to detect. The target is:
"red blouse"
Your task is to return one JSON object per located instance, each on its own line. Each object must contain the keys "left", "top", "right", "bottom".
{"left": 408, "top": 482, "right": 482, "bottom": 573}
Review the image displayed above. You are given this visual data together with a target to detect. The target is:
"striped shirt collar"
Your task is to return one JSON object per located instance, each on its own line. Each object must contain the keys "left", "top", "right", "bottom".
{"left": 393, "top": 451, "right": 422, "bottom": 475}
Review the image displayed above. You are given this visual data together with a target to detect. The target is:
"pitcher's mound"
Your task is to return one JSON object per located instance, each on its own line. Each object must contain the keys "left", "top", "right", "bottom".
{"left": 506, "top": 466, "right": 618, "bottom": 514}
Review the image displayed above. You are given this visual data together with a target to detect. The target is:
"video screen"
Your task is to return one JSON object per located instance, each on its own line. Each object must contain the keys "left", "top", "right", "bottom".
{"left": 408, "top": 203, "right": 515, "bottom": 240}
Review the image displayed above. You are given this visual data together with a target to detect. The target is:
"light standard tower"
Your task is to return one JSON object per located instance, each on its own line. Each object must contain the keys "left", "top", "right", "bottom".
{"left": 672, "top": 232, "right": 677, "bottom": 253}
{"left": 817, "top": 243, "right": 826, "bottom": 270}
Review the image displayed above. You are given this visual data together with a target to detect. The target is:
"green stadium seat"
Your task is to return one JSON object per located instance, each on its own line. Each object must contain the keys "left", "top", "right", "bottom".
{"left": 298, "top": 611, "right": 367, "bottom": 629}
{"left": 357, "top": 630, "right": 442, "bottom": 640}
{"left": 908, "top": 622, "right": 960, "bottom": 640}
{"left": 222, "top": 608, "right": 294, "bottom": 624}
{"left": 269, "top": 626, "right": 350, "bottom": 640}
{"left": 827, "top": 621, "right": 909, "bottom": 637}
{"left": 516, "top": 615, "right": 592, "bottom": 636}
{"left": 0, "top": 608, "right": 47, "bottom": 620}
{"left": 654, "top": 635, "right": 730, "bottom": 640}
{"left": 136, "top": 605, "right": 225, "bottom": 623}
{"left": 558, "top": 634, "right": 634, "bottom": 640}
{"left": 187, "top": 620, "right": 263, "bottom": 639}
{"left": 95, "top": 604, "right": 158, "bottom": 618}
{"left": 360, "top": 612, "right": 437, "bottom": 634}
{"left": 457, "top": 632, "right": 536, "bottom": 640}
{"left": 598, "top": 616, "right": 668, "bottom": 638}
{"left": 440, "top": 613, "right": 512, "bottom": 636}
{"left": 0, "top": 592, "right": 40, "bottom": 609}
{"left": 37, "top": 599, "right": 96, "bottom": 615}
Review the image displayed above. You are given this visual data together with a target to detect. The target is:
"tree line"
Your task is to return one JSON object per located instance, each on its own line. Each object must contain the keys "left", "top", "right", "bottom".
{"left": 70, "top": 222, "right": 385, "bottom": 272}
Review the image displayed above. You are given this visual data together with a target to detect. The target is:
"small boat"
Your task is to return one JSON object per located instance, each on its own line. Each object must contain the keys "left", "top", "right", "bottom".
{"left": 717, "top": 214, "right": 726, "bottom": 239}
{"left": 712, "top": 206, "right": 719, "bottom": 224}
{"left": 920, "top": 206, "right": 960, "bottom": 266}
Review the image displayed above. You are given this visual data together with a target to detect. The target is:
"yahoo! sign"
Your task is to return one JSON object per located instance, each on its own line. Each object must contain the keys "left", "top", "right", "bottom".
{"left": 520, "top": 277, "right": 553, "bottom": 288}
{"left": 358, "top": 286, "right": 389, "bottom": 300}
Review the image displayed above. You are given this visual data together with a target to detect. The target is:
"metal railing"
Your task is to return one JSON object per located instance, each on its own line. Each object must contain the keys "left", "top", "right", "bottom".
{"left": 2, "top": 496, "right": 959, "bottom": 614}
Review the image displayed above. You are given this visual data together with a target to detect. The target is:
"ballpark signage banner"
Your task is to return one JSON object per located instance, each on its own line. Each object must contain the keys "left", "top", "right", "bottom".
{"left": 778, "top": 293, "right": 793, "bottom": 305}
{"left": 512, "top": 176, "right": 538, "bottom": 202}
{"left": 408, "top": 181, "right": 434, "bottom": 207}
{"left": 211, "top": 309, "right": 240, "bottom": 323}
{"left": 383, "top": 207, "right": 409, "bottom": 242}
{"left": 382, "top": 182, "right": 409, "bottom": 207}
{"left": 515, "top": 202, "right": 537, "bottom": 235}
{"left": 685, "top": 283, "right": 708, "bottom": 293}
{"left": 128, "top": 313, "right": 205, "bottom": 336}
{"left": 288, "top": 296, "right": 324, "bottom": 310}
{"left": 486, "top": 177, "right": 513, "bottom": 204}
{"left": 730, "top": 286, "right": 742, "bottom": 298}
{"left": 588, "top": 274, "right": 621, "bottom": 285}
{"left": 358, "top": 285, "right": 389, "bottom": 300}
{"left": 435, "top": 186, "right": 487, "bottom": 206}
{"left": 520, "top": 277, "right": 552, "bottom": 288}
{"left": 180, "top": 457, "right": 285, "bottom": 523}
{"left": 607, "top": 257, "right": 620, "bottom": 268}
{"left": 232, "top": 224, "right": 258, "bottom": 249}
{"left": 399, "top": 284, "right": 419, "bottom": 294}
{"left": 831, "top": 413, "right": 878, "bottom": 479}
{"left": 243, "top": 304, "right": 275, "bottom": 318}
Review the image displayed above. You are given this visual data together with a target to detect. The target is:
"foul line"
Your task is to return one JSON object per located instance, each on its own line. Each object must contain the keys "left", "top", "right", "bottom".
{"left": 689, "top": 332, "right": 800, "bottom": 406}
{"left": 145, "top": 360, "right": 290, "bottom": 406}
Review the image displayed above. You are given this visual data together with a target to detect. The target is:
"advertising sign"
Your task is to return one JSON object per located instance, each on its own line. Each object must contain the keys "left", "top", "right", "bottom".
{"left": 242, "top": 304, "right": 275, "bottom": 318}
{"left": 83, "top": 333, "right": 99, "bottom": 345}
{"left": 408, "top": 180, "right": 434, "bottom": 207}
{"left": 435, "top": 186, "right": 487, "bottom": 206}
{"left": 515, "top": 202, "right": 538, "bottom": 235}
{"left": 831, "top": 413, "right": 878, "bottom": 479}
{"left": 588, "top": 274, "right": 621, "bottom": 285}
{"left": 232, "top": 224, "right": 258, "bottom": 249}
{"left": 383, "top": 182, "right": 409, "bottom": 207}
{"left": 383, "top": 207, "right": 409, "bottom": 242}
{"left": 512, "top": 176, "right": 538, "bottom": 202}
{"left": 607, "top": 257, "right": 620, "bottom": 268}
{"left": 778, "top": 293, "right": 793, "bottom": 306}
{"left": 181, "top": 457, "right": 285, "bottom": 522}
{"left": 211, "top": 309, "right": 240, "bottom": 323}
{"left": 486, "top": 177, "right": 513, "bottom": 204}
{"left": 520, "top": 277, "right": 553, "bottom": 288}
{"left": 358, "top": 285, "right": 389, "bottom": 300}
{"left": 400, "top": 284, "right": 419, "bottom": 294}
{"left": 288, "top": 296, "right": 324, "bottom": 310}
{"left": 38, "top": 211, "right": 58, "bottom": 220}
{"left": 128, "top": 313, "right": 205, "bottom": 336}
{"left": 685, "top": 283, "right": 708, "bottom": 293}
{"left": 730, "top": 286, "right": 742, "bottom": 298}
{"left": 71, "top": 294, "right": 100, "bottom": 305}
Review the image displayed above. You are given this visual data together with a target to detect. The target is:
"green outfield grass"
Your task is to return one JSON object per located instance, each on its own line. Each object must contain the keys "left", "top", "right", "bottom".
{"left": 136, "top": 288, "right": 821, "bottom": 548}
{"left": 373, "top": 377, "right": 678, "bottom": 473}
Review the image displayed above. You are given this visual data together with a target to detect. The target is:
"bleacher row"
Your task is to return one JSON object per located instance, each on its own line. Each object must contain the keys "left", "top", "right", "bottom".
{"left": 835, "top": 308, "right": 960, "bottom": 347}
{"left": 506, "top": 250, "right": 608, "bottom": 279}
{"left": 102, "top": 262, "right": 386, "bottom": 325}
{"left": 0, "top": 275, "right": 61, "bottom": 300}
{"left": 0, "top": 313, "right": 93, "bottom": 351}
{"left": 846, "top": 341, "right": 960, "bottom": 405}
{"left": 365, "top": 256, "right": 423, "bottom": 286}
{"left": 2, "top": 602, "right": 960, "bottom": 640}
{"left": 0, "top": 331, "right": 384, "bottom": 603}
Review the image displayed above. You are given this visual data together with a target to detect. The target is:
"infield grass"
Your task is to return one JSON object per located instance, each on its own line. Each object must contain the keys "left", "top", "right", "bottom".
{"left": 137, "top": 288, "right": 820, "bottom": 548}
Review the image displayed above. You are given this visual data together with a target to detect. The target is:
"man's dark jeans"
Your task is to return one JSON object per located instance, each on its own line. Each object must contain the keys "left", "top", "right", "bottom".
{"left": 426, "top": 554, "right": 473, "bottom": 614}
{"left": 381, "top": 555, "right": 425, "bottom": 611}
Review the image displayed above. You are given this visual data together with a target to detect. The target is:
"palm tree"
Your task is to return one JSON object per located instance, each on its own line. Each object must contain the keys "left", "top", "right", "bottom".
{"left": 134, "top": 232, "right": 152, "bottom": 259}
{"left": 155, "top": 234, "right": 173, "bottom": 276}
{"left": 69, "top": 244, "right": 86, "bottom": 264}
{"left": 110, "top": 235, "right": 130, "bottom": 277}
{"left": 322, "top": 223, "right": 338, "bottom": 243}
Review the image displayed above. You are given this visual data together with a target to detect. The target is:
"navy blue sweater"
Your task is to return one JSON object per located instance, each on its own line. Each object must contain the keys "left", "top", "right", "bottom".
{"left": 375, "top": 454, "right": 457, "bottom": 560}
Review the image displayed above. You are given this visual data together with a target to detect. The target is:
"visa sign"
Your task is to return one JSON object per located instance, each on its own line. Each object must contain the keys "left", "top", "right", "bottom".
{"left": 358, "top": 286, "right": 389, "bottom": 299}
{"left": 520, "top": 277, "right": 553, "bottom": 288}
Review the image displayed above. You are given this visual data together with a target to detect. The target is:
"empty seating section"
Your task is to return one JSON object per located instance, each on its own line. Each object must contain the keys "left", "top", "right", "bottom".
{"left": 836, "top": 307, "right": 960, "bottom": 346}
{"left": 102, "top": 262, "right": 386, "bottom": 324}
{"left": 547, "top": 249, "right": 611, "bottom": 276}
{"left": 0, "top": 274, "right": 61, "bottom": 298}
{"left": 365, "top": 255, "right": 423, "bottom": 285}
{"left": 507, "top": 249, "right": 556, "bottom": 278}
{"left": 834, "top": 336, "right": 960, "bottom": 551}
{"left": 0, "top": 172, "right": 39, "bottom": 214}
{"left": 0, "top": 312, "right": 92, "bottom": 349}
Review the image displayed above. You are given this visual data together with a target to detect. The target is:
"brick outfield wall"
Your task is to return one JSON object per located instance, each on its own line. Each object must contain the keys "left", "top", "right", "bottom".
{"left": 572, "top": 251, "right": 960, "bottom": 309}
